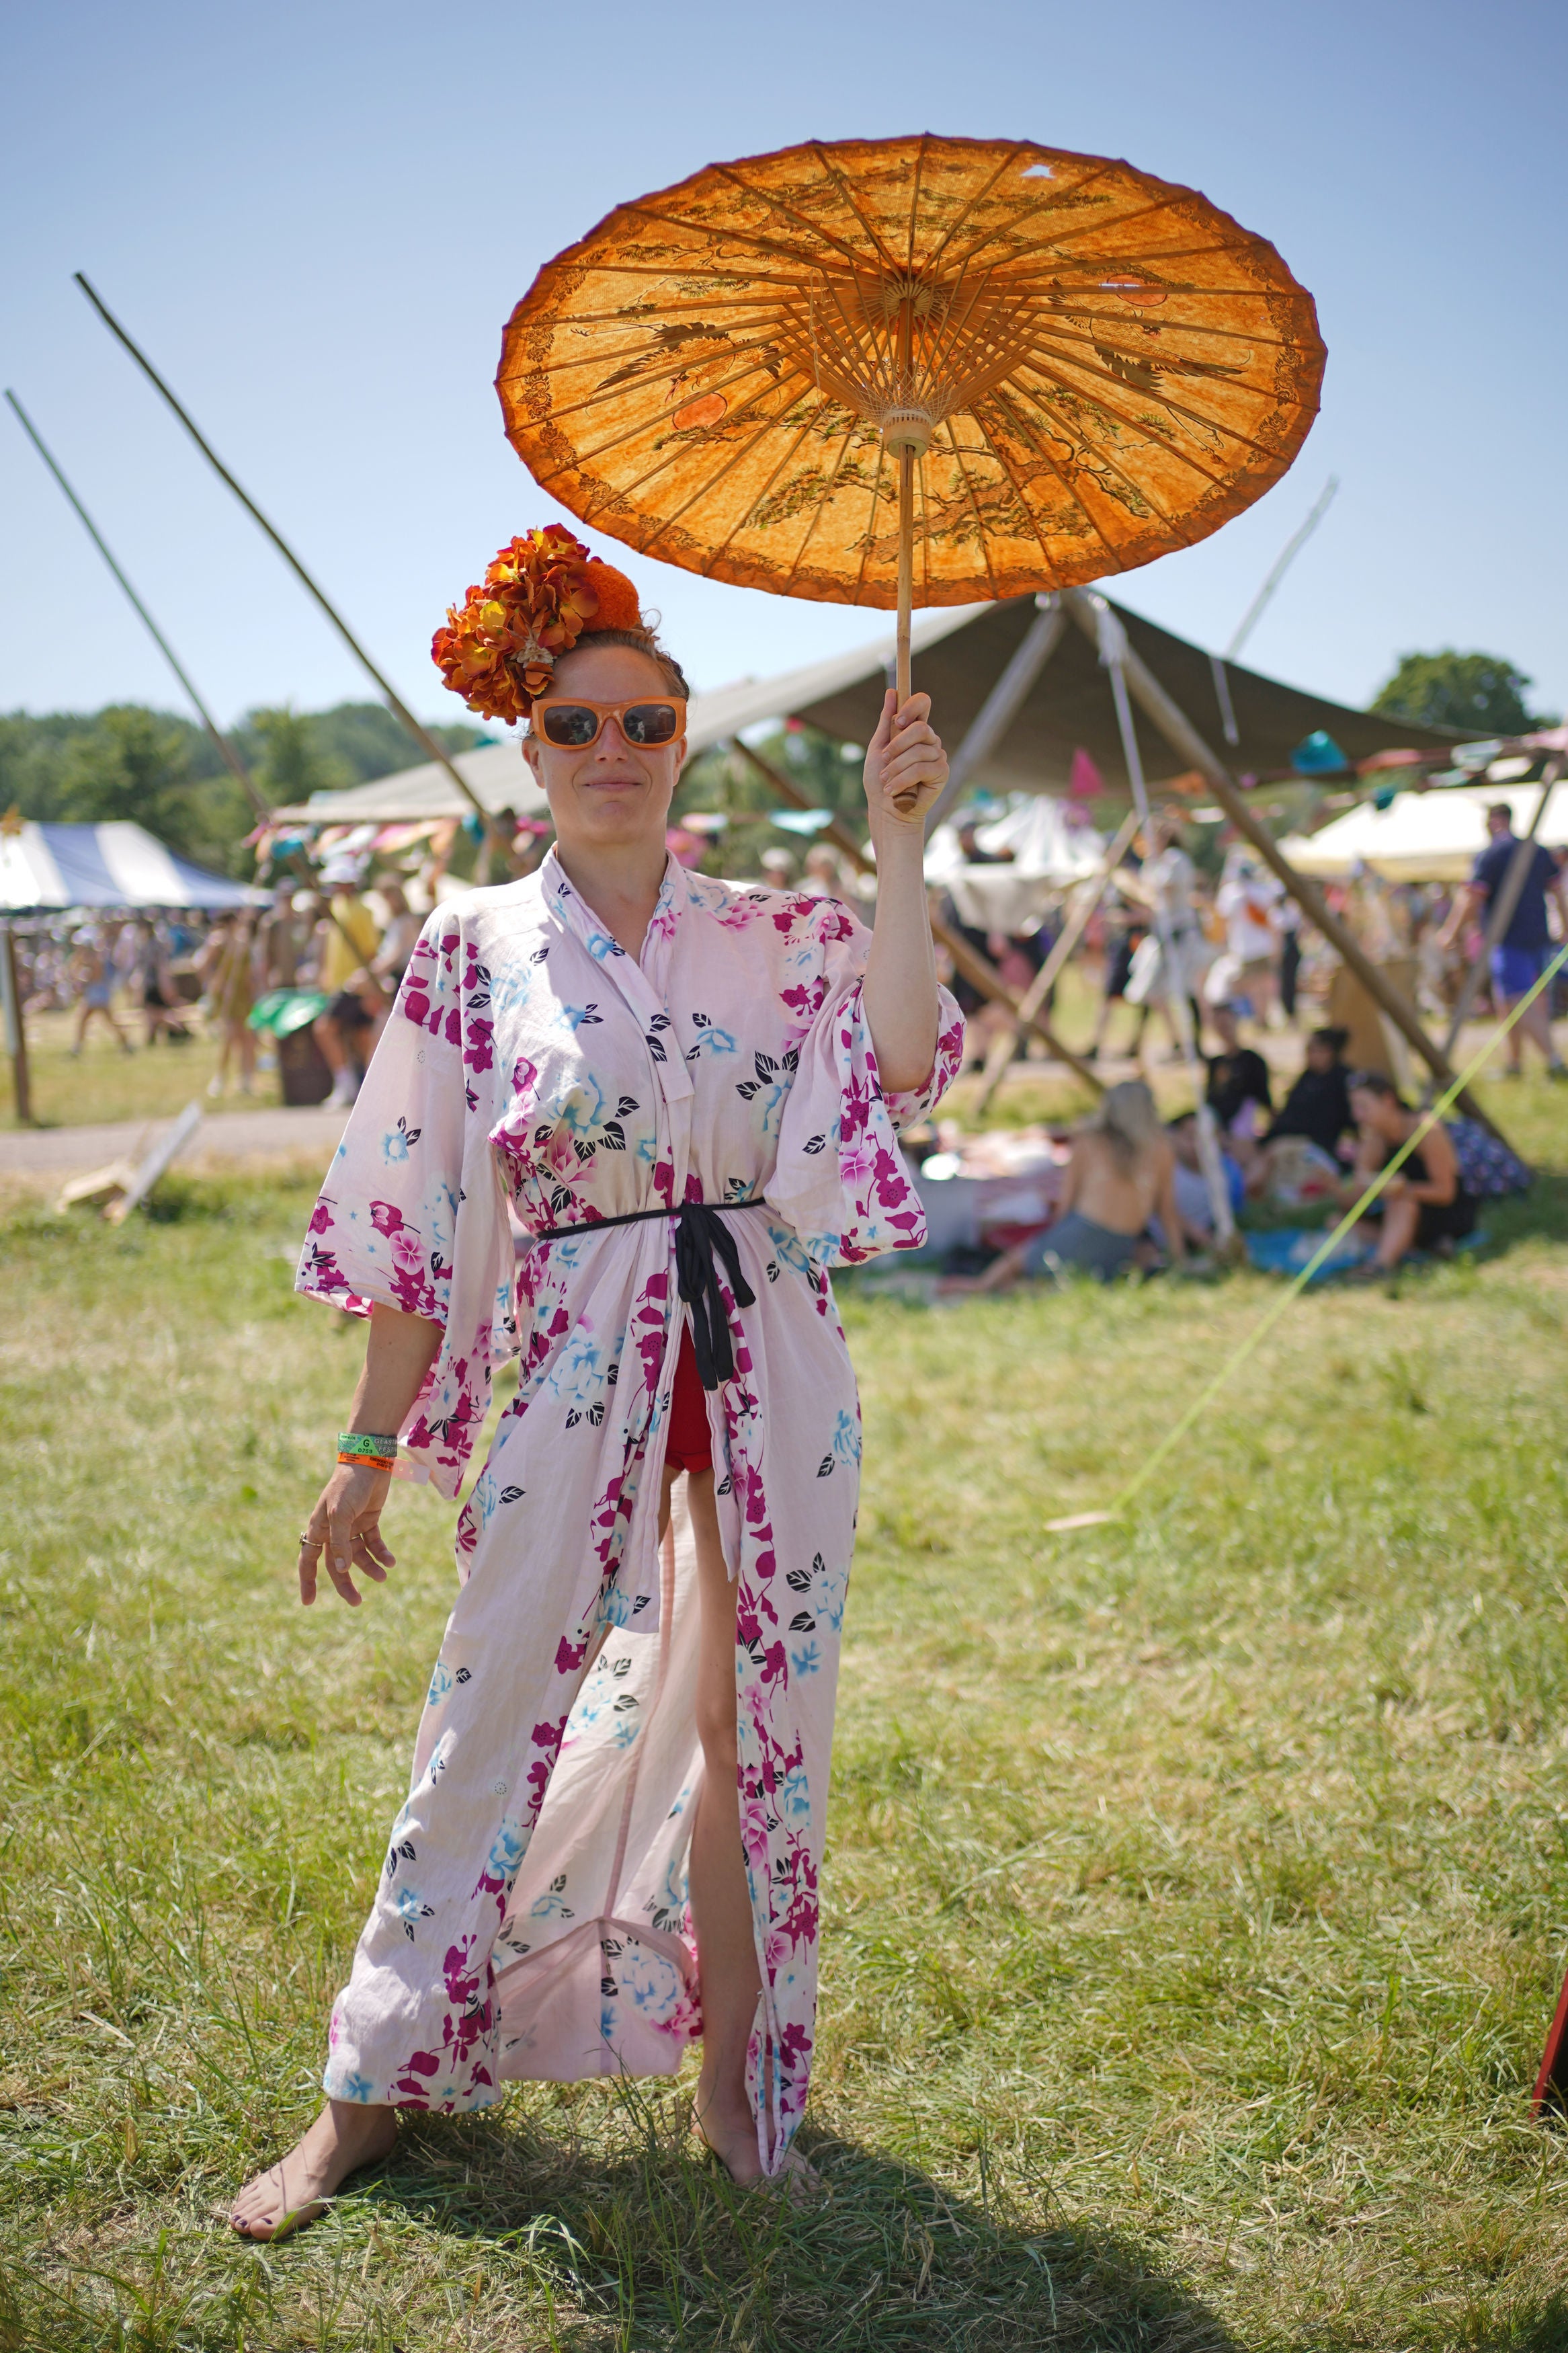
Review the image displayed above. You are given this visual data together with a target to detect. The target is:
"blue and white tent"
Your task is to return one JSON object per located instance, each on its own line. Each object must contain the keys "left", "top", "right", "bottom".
{"left": 0, "top": 821, "right": 261, "bottom": 911}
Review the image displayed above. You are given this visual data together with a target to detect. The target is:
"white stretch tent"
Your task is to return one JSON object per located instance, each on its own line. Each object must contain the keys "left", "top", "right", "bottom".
{"left": 271, "top": 740, "right": 550, "bottom": 826}
{"left": 1278, "top": 785, "right": 1568, "bottom": 884}
{"left": 925, "top": 795, "right": 1103, "bottom": 930}
{"left": 0, "top": 820, "right": 262, "bottom": 910}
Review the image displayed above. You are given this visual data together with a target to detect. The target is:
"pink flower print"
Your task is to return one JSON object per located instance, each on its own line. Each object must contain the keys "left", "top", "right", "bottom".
{"left": 370, "top": 1200, "right": 405, "bottom": 1236}
{"left": 309, "top": 1198, "right": 334, "bottom": 1236}
{"left": 390, "top": 1226, "right": 424, "bottom": 1278}
{"left": 839, "top": 1142, "right": 876, "bottom": 1188}
{"left": 741, "top": 1798, "right": 771, "bottom": 1870}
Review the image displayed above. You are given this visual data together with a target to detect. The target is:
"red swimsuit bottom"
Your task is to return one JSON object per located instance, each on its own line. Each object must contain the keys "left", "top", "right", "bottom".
{"left": 663, "top": 1322, "right": 713, "bottom": 1474}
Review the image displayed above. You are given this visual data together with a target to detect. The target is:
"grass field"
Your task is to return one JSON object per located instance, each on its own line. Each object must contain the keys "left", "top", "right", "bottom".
{"left": 6, "top": 1080, "right": 1568, "bottom": 2349}
{"left": 2, "top": 1008, "right": 250, "bottom": 1133}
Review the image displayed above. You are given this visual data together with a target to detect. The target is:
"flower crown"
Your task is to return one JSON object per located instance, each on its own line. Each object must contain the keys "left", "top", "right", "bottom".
{"left": 431, "top": 525, "right": 645, "bottom": 725}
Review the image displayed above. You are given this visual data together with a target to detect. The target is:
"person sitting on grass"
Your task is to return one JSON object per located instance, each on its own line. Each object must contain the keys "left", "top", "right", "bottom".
{"left": 1263, "top": 1025, "right": 1353, "bottom": 1159}
{"left": 1343, "top": 1069, "right": 1476, "bottom": 1274}
{"left": 941, "top": 1080, "right": 1185, "bottom": 1291}
{"left": 1158, "top": 1111, "right": 1243, "bottom": 1253}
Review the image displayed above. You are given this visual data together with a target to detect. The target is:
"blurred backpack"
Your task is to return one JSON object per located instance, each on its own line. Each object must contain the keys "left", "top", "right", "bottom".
{"left": 1446, "top": 1117, "right": 1531, "bottom": 1199}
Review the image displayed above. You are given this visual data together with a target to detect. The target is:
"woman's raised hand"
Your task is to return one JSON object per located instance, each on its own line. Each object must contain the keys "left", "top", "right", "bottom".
{"left": 862, "top": 689, "right": 948, "bottom": 836}
{"left": 296, "top": 1462, "right": 396, "bottom": 1607}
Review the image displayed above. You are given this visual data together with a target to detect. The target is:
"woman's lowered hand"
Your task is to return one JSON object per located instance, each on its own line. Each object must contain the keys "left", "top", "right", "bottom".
{"left": 862, "top": 689, "right": 948, "bottom": 841}
{"left": 297, "top": 1462, "right": 395, "bottom": 1607}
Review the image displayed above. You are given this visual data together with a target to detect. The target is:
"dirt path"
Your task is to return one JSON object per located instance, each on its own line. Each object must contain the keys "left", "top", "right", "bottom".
{"left": 0, "top": 1103, "right": 347, "bottom": 1179}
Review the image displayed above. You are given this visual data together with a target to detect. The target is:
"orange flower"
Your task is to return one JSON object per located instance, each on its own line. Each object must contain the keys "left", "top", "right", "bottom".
{"left": 432, "top": 527, "right": 645, "bottom": 722}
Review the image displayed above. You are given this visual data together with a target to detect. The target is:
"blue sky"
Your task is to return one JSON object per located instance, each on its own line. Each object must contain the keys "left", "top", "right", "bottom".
{"left": 2, "top": 0, "right": 1562, "bottom": 735}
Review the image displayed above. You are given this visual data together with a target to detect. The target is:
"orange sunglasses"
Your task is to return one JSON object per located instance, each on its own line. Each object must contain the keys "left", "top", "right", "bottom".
{"left": 530, "top": 696, "right": 687, "bottom": 750}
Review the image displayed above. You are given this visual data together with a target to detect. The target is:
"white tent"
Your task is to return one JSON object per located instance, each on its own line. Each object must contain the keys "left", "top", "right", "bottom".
{"left": 0, "top": 820, "right": 262, "bottom": 910}
{"left": 925, "top": 795, "right": 1103, "bottom": 930}
{"left": 1277, "top": 783, "right": 1568, "bottom": 884}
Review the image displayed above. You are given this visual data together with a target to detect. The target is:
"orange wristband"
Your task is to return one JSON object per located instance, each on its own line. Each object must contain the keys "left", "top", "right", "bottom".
{"left": 337, "top": 1451, "right": 395, "bottom": 1472}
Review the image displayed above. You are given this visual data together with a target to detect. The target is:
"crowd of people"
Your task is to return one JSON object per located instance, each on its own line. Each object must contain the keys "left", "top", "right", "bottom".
{"left": 9, "top": 796, "right": 1550, "bottom": 1283}
{"left": 12, "top": 856, "right": 431, "bottom": 1106}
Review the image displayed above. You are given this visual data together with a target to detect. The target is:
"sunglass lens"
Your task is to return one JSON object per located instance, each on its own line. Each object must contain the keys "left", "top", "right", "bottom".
{"left": 623, "top": 703, "right": 679, "bottom": 746}
{"left": 541, "top": 705, "right": 599, "bottom": 747}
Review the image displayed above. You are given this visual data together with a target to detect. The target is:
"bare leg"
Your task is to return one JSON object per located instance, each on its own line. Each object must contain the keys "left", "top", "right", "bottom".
{"left": 1510, "top": 991, "right": 1563, "bottom": 1072}
{"left": 661, "top": 1463, "right": 813, "bottom": 2190}
{"left": 231, "top": 2099, "right": 397, "bottom": 2240}
{"left": 1372, "top": 1195, "right": 1419, "bottom": 1271}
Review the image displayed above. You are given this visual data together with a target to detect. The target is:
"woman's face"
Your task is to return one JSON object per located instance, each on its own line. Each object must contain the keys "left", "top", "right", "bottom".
{"left": 1350, "top": 1086, "right": 1401, "bottom": 1138}
{"left": 522, "top": 643, "right": 686, "bottom": 859}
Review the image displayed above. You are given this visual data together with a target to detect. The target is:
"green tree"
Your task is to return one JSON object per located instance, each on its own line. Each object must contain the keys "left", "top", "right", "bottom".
{"left": 58, "top": 705, "right": 195, "bottom": 837}
{"left": 1372, "top": 649, "right": 1551, "bottom": 735}
{"left": 248, "top": 705, "right": 352, "bottom": 807}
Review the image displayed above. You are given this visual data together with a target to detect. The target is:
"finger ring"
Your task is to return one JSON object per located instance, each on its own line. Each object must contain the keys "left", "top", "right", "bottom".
{"left": 298, "top": 1530, "right": 315, "bottom": 1548}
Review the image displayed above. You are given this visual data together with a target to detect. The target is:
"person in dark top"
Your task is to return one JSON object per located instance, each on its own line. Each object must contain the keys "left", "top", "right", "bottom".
{"left": 1437, "top": 802, "right": 1568, "bottom": 1076}
{"left": 1204, "top": 1000, "right": 1272, "bottom": 1133}
{"left": 1344, "top": 1069, "right": 1475, "bottom": 1270}
{"left": 1265, "top": 1026, "right": 1353, "bottom": 1158}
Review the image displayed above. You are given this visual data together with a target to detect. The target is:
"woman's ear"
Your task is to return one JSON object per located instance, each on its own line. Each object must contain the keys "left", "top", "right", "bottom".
{"left": 522, "top": 730, "right": 542, "bottom": 782}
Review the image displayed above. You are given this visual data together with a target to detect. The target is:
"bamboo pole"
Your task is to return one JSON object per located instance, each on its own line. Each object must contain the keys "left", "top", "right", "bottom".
{"left": 729, "top": 737, "right": 1104, "bottom": 1094}
{"left": 1057, "top": 588, "right": 1503, "bottom": 1142}
{"left": 73, "top": 274, "right": 514, "bottom": 879}
{"left": 1, "top": 920, "right": 31, "bottom": 1125}
{"left": 972, "top": 809, "right": 1141, "bottom": 1114}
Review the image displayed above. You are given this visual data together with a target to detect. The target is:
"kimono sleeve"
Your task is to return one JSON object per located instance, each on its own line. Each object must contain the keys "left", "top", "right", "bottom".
{"left": 295, "top": 912, "right": 515, "bottom": 1498}
{"left": 766, "top": 898, "right": 964, "bottom": 1267}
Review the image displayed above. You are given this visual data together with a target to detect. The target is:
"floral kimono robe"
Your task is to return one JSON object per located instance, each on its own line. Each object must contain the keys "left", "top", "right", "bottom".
{"left": 296, "top": 850, "right": 962, "bottom": 2173}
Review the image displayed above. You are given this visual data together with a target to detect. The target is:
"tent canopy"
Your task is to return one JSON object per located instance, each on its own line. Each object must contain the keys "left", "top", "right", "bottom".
{"left": 0, "top": 820, "right": 262, "bottom": 911}
{"left": 1278, "top": 784, "right": 1568, "bottom": 883}
{"left": 786, "top": 595, "right": 1472, "bottom": 797}
{"left": 271, "top": 738, "right": 550, "bottom": 826}
{"left": 278, "top": 594, "right": 1471, "bottom": 826}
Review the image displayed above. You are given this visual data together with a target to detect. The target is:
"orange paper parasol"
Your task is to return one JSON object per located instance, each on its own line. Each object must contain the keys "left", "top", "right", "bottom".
{"left": 498, "top": 134, "right": 1325, "bottom": 697}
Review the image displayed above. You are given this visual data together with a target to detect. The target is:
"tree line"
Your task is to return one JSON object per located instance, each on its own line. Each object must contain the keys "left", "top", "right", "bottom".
{"left": 0, "top": 701, "right": 485, "bottom": 877}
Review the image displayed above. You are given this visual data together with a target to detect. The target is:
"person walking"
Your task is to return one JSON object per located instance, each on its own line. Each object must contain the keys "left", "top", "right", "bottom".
{"left": 230, "top": 536, "right": 960, "bottom": 2238}
{"left": 67, "top": 926, "right": 132, "bottom": 1057}
{"left": 1436, "top": 801, "right": 1568, "bottom": 1077}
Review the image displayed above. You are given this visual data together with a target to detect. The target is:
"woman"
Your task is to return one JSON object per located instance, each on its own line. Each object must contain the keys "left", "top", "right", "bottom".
{"left": 198, "top": 912, "right": 257, "bottom": 1096}
{"left": 944, "top": 1080, "right": 1184, "bottom": 1292}
{"left": 1344, "top": 1069, "right": 1475, "bottom": 1272}
{"left": 1120, "top": 811, "right": 1212, "bottom": 1058}
{"left": 231, "top": 530, "right": 961, "bottom": 2237}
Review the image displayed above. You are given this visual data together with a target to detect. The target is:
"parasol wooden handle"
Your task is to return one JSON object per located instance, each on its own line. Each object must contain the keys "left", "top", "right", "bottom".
{"left": 895, "top": 441, "right": 915, "bottom": 707}
{"left": 885, "top": 441, "right": 927, "bottom": 817}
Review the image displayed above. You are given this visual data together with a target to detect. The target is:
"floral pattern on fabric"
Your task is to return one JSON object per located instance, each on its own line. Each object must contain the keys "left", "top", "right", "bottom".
{"left": 298, "top": 852, "right": 960, "bottom": 2173}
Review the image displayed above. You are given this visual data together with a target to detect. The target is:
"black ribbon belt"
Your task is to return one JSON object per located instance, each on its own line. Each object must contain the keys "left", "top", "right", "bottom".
{"left": 531, "top": 1198, "right": 761, "bottom": 1390}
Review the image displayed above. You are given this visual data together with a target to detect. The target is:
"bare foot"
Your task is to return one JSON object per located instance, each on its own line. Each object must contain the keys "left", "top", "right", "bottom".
{"left": 692, "top": 2085, "right": 821, "bottom": 2198}
{"left": 231, "top": 2100, "right": 398, "bottom": 2241}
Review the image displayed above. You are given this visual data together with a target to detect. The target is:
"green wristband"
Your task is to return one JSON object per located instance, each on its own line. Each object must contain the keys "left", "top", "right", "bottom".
{"left": 337, "top": 1431, "right": 399, "bottom": 1458}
